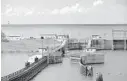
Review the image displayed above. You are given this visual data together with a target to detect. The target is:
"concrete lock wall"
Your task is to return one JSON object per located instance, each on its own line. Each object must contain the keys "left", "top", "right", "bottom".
{"left": 104, "top": 40, "right": 112, "bottom": 50}
{"left": 112, "top": 29, "right": 127, "bottom": 50}
{"left": 113, "top": 40, "right": 125, "bottom": 50}
{"left": 126, "top": 40, "right": 127, "bottom": 50}
{"left": 91, "top": 39, "right": 112, "bottom": 50}
{"left": 1, "top": 57, "right": 48, "bottom": 81}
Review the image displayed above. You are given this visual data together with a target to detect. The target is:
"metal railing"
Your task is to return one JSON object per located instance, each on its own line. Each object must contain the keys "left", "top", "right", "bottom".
{"left": 1, "top": 40, "right": 67, "bottom": 81}
{"left": 1, "top": 57, "right": 47, "bottom": 81}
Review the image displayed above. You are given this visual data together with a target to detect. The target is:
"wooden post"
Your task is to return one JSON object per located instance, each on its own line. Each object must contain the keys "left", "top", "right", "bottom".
{"left": 125, "top": 30, "right": 127, "bottom": 50}
{"left": 124, "top": 40, "right": 126, "bottom": 50}
{"left": 124, "top": 30, "right": 126, "bottom": 50}
{"left": 112, "top": 29, "right": 114, "bottom": 50}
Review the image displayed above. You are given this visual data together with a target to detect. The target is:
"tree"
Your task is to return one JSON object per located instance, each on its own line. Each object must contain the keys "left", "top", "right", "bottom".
{"left": 1, "top": 31, "right": 6, "bottom": 38}
{"left": 1, "top": 31, "right": 9, "bottom": 42}
{"left": 41, "top": 36, "right": 44, "bottom": 39}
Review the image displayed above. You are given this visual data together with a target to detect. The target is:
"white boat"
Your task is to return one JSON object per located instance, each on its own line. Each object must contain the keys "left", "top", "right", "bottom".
{"left": 83, "top": 47, "right": 96, "bottom": 53}
{"left": 80, "top": 47, "right": 104, "bottom": 65}
{"left": 70, "top": 54, "right": 81, "bottom": 63}
{"left": 38, "top": 48, "right": 48, "bottom": 53}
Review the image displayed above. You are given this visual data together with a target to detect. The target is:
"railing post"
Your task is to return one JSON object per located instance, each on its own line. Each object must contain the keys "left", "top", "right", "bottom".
{"left": 47, "top": 47, "right": 49, "bottom": 64}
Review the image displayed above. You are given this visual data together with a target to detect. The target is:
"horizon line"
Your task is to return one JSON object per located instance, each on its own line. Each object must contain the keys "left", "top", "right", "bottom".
{"left": 1, "top": 24, "right": 127, "bottom": 27}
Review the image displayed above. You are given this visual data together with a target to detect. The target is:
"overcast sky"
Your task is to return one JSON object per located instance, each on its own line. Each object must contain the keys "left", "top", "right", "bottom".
{"left": 1, "top": 0, "right": 127, "bottom": 24}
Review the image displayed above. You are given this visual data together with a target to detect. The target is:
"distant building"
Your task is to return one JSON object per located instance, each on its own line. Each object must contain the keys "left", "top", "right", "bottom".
{"left": 91, "top": 35, "right": 101, "bottom": 39}
{"left": 57, "top": 35, "right": 69, "bottom": 39}
{"left": 56, "top": 34, "right": 69, "bottom": 42}
{"left": 84, "top": 35, "right": 105, "bottom": 50}
{"left": 40, "top": 34, "right": 57, "bottom": 39}
{"left": 68, "top": 38, "right": 82, "bottom": 50}
{"left": 7, "top": 35, "right": 22, "bottom": 40}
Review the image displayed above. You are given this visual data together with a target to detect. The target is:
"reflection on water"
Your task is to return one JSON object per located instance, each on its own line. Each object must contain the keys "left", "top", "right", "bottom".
{"left": 1, "top": 51, "right": 127, "bottom": 81}
{"left": 32, "top": 58, "right": 91, "bottom": 81}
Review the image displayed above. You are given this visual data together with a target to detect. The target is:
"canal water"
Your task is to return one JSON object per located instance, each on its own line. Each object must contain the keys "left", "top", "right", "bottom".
{"left": 1, "top": 51, "right": 127, "bottom": 81}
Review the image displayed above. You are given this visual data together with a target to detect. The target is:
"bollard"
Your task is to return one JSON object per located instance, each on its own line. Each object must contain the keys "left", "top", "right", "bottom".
{"left": 91, "top": 66, "right": 93, "bottom": 76}
{"left": 85, "top": 66, "right": 88, "bottom": 76}
{"left": 25, "top": 61, "right": 30, "bottom": 68}
{"left": 87, "top": 65, "right": 92, "bottom": 76}
{"left": 96, "top": 73, "right": 103, "bottom": 81}
{"left": 35, "top": 57, "right": 39, "bottom": 62}
{"left": 88, "top": 66, "right": 93, "bottom": 76}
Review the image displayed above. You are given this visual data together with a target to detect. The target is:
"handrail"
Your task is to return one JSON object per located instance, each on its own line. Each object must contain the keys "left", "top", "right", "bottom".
{"left": 1, "top": 40, "right": 67, "bottom": 81}
{"left": 1, "top": 56, "right": 47, "bottom": 81}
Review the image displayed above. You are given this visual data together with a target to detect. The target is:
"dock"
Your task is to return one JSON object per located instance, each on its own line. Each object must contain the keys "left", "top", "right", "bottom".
{"left": 1, "top": 40, "right": 67, "bottom": 81}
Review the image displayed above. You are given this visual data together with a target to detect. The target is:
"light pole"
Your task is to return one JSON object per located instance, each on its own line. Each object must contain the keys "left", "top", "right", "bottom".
{"left": 41, "top": 36, "right": 44, "bottom": 56}
{"left": 41, "top": 36, "right": 50, "bottom": 64}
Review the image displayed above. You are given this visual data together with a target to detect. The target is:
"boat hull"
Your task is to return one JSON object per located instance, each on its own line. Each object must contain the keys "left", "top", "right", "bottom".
{"left": 80, "top": 53, "right": 104, "bottom": 65}
{"left": 70, "top": 56, "right": 80, "bottom": 63}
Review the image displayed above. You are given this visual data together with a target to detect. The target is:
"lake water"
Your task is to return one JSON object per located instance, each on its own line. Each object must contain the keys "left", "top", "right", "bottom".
{"left": 1, "top": 24, "right": 127, "bottom": 81}
{"left": 1, "top": 53, "right": 29, "bottom": 76}
{"left": 2, "top": 24, "right": 127, "bottom": 40}
{"left": 1, "top": 51, "right": 127, "bottom": 81}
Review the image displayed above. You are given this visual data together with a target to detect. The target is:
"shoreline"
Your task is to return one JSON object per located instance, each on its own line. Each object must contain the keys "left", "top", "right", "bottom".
{"left": 2, "top": 49, "right": 127, "bottom": 54}
{"left": 1, "top": 50, "right": 39, "bottom": 53}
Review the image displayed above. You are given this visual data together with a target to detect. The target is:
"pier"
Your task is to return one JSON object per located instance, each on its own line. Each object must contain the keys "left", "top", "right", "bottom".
{"left": 1, "top": 57, "right": 48, "bottom": 81}
{"left": 1, "top": 40, "right": 67, "bottom": 81}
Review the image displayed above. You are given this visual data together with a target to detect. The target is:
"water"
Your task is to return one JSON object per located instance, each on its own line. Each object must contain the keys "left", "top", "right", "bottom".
{"left": 1, "top": 51, "right": 127, "bottom": 81}
{"left": 1, "top": 25, "right": 127, "bottom": 80}
{"left": 2, "top": 25, "right": 127, "bottom": 39}
{"left": 1, "top": 53, "right": 29, "bottom": 76}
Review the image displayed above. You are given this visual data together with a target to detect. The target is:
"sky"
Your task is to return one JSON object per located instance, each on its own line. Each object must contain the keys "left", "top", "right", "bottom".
{"left": 1, "top": 0, "right": 127, "bottom": 24}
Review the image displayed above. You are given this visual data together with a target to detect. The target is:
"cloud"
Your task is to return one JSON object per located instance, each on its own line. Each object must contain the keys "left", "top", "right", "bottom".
{"left": 3, "top": 1, "right": 104, "bottom": 17}
{"left": 5, "top": 5, "right": 13, "bottom": 15}
{"left": 51, "top": 9, "right": 59, "bottom": 14}
{"left": 24, "top": 11, "right": 33, "bottom": 16}
{"left": 59, "top": 6, "right": 70, "bottom": 14}
{"left": 3, "top": 4, "right": 35, "bottom": 16}
{"left": 50, "top": 3, "right": 82, "bottom": 15}
{"left": 93, "top": 0, "right": 104, "bottom": 6}
{"left": 3, "top": 3, "right": 91, "bottom": 16}
{"left": 24, "top": 8, "right": 34, "bottom": 16}
{"left": 60, "top": 3, "right": 80, "bottom": 14}
{"left": 50, "top": 3, "right": 95, "bottom": 15}
{"left": 49, "top": 0, "right": 104, "bottom": 15}
{"left": 37, "top": 12, "right": 45, "bottom": 15}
